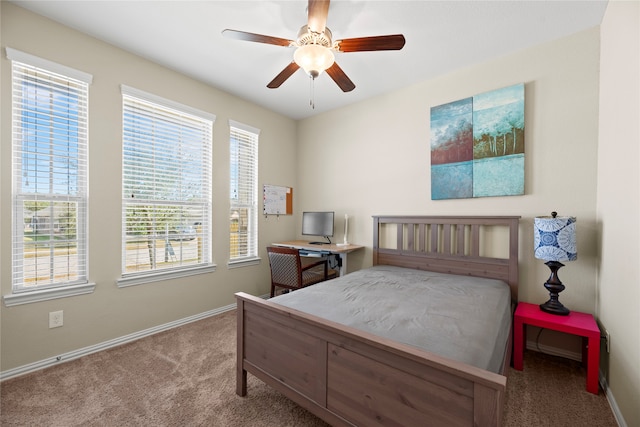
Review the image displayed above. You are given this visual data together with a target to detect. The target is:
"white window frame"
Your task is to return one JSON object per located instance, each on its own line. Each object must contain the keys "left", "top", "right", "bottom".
{"left": 228, "top": 120, "right": 260, "bottom": 268}
{"left": 117, "top": 86, "right": 215, "bottom": 288}
{"left": 4, "top": 48, "right": 95, "bottom": 307}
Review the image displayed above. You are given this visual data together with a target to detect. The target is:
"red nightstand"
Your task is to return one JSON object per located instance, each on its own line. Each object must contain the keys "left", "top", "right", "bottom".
{"left": 514, "top": 302, "right": 601, "bottom": 394}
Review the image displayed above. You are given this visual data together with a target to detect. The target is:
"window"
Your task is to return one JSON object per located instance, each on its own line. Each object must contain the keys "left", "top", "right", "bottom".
{"left": 7, "top": 48, "right": 94, "bottom": 304}
{"left": 229, "top": 121, "right": 259, "bottom": 265}
{"left": 120, "top": 86, "right": 214, "bottom": 286}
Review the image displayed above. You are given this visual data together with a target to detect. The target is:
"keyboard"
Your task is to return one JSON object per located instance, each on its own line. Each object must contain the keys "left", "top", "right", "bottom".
{"left": 299, "top": 250, "right": 331, "bottom": 257}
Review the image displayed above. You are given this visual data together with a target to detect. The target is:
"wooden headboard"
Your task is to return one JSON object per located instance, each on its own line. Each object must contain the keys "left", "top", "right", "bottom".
{"left": 372, "top": 215, "right": 520, "bottom": 302}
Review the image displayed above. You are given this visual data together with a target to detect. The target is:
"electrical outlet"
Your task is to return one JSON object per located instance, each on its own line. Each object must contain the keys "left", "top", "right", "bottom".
{"left": 606, "top": 330, "right": 611, "bottom": 353}
{"left": 49, "top": 310, "right": 63, "bottom": 328}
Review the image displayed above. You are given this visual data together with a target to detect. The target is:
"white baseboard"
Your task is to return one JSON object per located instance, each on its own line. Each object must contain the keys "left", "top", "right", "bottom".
{"left": 599, "top": 373, "right": 626, "bottom": 427}
{"left": 0, "top": 303, "right": 236, "bottom": 382}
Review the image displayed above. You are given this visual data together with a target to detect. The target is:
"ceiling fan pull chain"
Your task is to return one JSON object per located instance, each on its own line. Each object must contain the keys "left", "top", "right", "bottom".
{"left": 309, "top": 75, "right": 315, "bottom": 109}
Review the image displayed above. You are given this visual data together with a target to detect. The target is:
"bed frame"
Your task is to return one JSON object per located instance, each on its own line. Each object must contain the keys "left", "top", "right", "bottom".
{"left": 236, "top": 215, "right": 520, "bottom": 427}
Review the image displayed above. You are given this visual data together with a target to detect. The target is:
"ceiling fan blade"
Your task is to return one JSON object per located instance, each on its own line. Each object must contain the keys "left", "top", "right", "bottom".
{"left": 267, "top": 62, "right": 301, "bottom": 88}
{"left": 326, "top": 62, "right": 355, "bottom": 92}
{"left": 222, "top": 29, "right": 294, "bottom": 47}
{"left": 307, "top": 0, "right": 330, "bottom": 34}
{"left": 336, "top": 34, "right": 406, "bottom": 52}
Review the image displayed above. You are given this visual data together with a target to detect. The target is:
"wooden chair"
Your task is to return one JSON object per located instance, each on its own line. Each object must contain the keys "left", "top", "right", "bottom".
{"left": 267, "top": 246, "right": 338, "bottom": 298}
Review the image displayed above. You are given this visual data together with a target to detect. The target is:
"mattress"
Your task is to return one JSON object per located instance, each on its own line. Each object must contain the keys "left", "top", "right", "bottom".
{"left": 271, "top": 264, "right": 512, "bottom": 373}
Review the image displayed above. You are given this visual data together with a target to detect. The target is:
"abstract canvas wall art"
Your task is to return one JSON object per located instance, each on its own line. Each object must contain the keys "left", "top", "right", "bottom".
{"left": 430, "top": 83, "right": 525, "bottom": 200}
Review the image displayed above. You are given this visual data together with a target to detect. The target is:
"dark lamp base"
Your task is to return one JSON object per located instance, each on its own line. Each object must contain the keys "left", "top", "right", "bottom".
{"left": 539, "top": 260, "right": 571, "bottom": 316}
{"left": 540, "top": 300, "right": 570, "bottom": 316}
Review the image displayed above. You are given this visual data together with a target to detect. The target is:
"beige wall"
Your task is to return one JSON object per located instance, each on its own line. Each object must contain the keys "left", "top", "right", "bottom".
{"left": 296, "top": 28, "right": 604, "bottom": 365}
{"left": 297, "top": 28, "right": 601, "bottom": 312}
{"left": 0, "top": 3, "right": 298, "bottom": 370}
{"left": 597, "top": 1, "right": 640, "bottom": 426}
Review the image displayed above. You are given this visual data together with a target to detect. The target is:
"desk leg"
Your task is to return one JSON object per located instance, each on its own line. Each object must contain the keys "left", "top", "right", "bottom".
{"left": 514, "top": 316, "right": 525, "bottom": 370}
{"left": 586, "top": 334, "right": 600, "bottom": 394}
{"left": 337, "top": 253, "right": 347, "bottom": 276}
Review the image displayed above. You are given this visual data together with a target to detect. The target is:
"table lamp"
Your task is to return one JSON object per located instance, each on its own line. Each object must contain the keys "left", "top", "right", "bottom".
{"left": 534, "top": 212, "right": 577, "bottom": 316}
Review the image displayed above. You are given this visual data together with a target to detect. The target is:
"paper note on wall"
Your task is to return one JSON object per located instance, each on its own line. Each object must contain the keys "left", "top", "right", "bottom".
{"left": 263, "top": 185, "right": 293, "bottom": 215}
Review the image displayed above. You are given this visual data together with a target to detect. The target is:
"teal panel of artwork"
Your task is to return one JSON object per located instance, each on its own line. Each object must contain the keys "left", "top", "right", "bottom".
{"left": 430, "top": 83, "right": 525, "bottom": 200}
{"left": 430, "top": 97, "right": 473, "bottom": 199}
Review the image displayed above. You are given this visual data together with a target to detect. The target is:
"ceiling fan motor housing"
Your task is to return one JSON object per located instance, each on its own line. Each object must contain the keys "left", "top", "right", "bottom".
{"left": 297, "top": 25, "right": 333, "bottom": 48}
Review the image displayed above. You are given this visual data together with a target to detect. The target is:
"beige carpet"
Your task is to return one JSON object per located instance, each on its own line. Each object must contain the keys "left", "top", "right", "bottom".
{"left": 1, "top": 310, "right": 617, "bottom": 426}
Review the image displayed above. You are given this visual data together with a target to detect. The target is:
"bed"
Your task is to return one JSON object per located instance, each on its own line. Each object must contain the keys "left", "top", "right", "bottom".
{"left": 235, "top": 215, "right": 520, "bottom": 426}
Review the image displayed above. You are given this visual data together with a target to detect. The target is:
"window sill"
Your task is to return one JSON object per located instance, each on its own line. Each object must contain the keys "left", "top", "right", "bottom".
{"left": 117, "top": 263, "right": 217, "bottom": 288}
{"left": 3, "top": 282, "right": 97, "bottom": 307}
{"left": 228, "top": 257, "right": 261, "bottom": 269}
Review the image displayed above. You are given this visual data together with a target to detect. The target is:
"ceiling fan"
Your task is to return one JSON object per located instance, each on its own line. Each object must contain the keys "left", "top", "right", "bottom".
{"left": 222, "top": 0, "right": 405, "bottom": 93}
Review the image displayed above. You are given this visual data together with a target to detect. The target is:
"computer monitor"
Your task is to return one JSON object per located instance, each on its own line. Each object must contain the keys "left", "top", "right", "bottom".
{"left": 302, "top": 211, "right": 334, "bottom": 244}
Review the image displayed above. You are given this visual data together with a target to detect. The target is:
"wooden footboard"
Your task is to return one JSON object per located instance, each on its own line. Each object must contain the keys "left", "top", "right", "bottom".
{"left": 236, "top": 292, "right": 508, "bottom": 427}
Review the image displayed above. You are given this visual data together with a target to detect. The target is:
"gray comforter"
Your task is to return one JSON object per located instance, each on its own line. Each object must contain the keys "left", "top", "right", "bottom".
{"left": 271, "top": 264, "right": 512, "bottom": 373}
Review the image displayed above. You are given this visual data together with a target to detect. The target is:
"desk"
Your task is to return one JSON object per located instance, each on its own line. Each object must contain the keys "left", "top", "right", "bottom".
{"left": 514, "top": 302, "right": 601, "bottom": 394}
{"left": 272, "top": 240, "right": 364, "bottom": 276}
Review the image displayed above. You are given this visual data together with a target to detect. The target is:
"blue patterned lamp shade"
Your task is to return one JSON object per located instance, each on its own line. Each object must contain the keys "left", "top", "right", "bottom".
{"left": 534, "top": 215, "right": 577, "bottom": 262}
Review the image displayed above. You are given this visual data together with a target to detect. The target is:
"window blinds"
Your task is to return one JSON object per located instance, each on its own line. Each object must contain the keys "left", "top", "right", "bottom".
{"left": 122, "top": 87, "right": 213, "bottom": 275}
{"left": 229, "top": 121, "right": 259, "bottom": 260}
{"left": 10, "top": 53, "right": 90, "bottom": 291}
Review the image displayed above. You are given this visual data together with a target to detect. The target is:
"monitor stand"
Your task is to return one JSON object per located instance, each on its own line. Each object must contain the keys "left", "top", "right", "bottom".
{"left": 309, "top": 236, "right": 331, "bottom": 245}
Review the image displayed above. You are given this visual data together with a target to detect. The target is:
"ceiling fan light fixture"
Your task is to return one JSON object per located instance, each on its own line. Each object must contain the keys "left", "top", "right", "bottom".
{"left": 294, "top": 44, "right": 335, "bottom": 79}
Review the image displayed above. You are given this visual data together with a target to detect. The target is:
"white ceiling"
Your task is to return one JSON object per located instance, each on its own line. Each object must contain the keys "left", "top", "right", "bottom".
{"left": 10, "top": 0, "right": 608, "bottom": 120}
